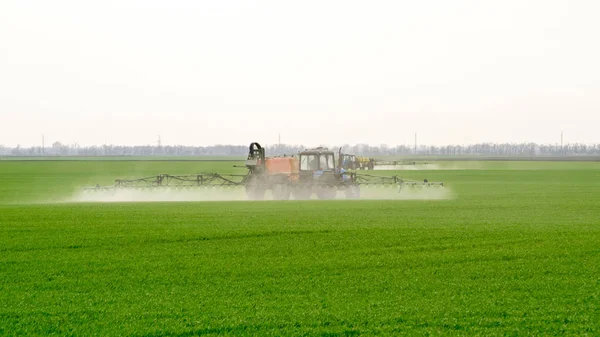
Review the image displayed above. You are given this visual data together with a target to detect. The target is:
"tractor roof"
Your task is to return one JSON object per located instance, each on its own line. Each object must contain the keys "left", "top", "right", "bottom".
{"left": 300, "top": 147, "right": 334, "bottom": 155}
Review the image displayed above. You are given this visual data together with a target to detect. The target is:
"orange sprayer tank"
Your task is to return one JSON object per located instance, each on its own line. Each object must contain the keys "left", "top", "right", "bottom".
{"left": 265, "top": 157, "right": 299, "bottom": 176}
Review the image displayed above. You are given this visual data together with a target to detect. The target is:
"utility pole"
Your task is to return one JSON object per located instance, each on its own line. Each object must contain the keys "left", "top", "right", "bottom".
{"left": 278, "top": 134, "right": 281, "bottom": 155}
{"left": 41, "top": 134, "right": 45, "bottom": 155}
{"left": 414, "top": 132, "right": 417, "bottom": 154}
{"left": 157, "top": 134, "right": 162, "bottom": 147}
{"left": 560, "top": 131, "right": 564, "bottom": 156}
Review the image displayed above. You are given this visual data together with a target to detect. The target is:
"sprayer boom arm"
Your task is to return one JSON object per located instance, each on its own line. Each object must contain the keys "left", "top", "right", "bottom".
{"left": 85, "top": 173, "right": 248, "bottom": 191}
{"left": 354, "top": 173, "right": 443, "bottom": 187}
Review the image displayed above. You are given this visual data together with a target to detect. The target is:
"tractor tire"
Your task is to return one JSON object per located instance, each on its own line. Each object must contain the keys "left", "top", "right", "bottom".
{"left": 316, "top": 187, "right": 337, "bottom": 200}
{"left": 272, "top": 184, "right": 290, "bottom": 200}
{"left": 246, "top": 185, "right": 266, "bottom": 200}
{"left": 292, "top": 187, "right": 311, "bottom": 200}
{"left": 245, "top": 176, "right": 266, "bottom": 200}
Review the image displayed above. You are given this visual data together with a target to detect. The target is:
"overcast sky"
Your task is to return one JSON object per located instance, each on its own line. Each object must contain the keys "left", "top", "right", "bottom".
{"left": 1, "top": 0, "right": 598, "bottom": 147}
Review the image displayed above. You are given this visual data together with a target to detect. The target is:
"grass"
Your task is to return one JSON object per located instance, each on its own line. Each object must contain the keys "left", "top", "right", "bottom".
{"left": 0, "top": 160, "right": 243, "bottom": 203}
{"left": 0, "top": 160, "right": 599, "bottom": 335}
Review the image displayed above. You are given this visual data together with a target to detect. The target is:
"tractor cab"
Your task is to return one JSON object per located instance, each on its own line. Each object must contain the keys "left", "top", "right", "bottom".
{"left": 296, "top": 147, "right": 359, "bottom": 199}
{"left": 299, "top": 147, "right": 336, "bottom": 172}
{"left": 296, "top": 147, "right": 338, "bottom": 199}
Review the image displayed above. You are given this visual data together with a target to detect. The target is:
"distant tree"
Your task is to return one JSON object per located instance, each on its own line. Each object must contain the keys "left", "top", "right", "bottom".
{"left": 11, "top": 144, "right": 21, "bottom": 155}
{"left": 1, "top": 141, "right": 600, "bottom": 157}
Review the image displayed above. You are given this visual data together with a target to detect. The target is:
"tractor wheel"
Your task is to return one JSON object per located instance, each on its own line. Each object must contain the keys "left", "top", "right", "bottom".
{"left": 316, "top": 187, "right": 337, "bottom": 200}
{"left": 292, "top": 187, "right": 311, "bottom": 200}
{"left": 246, "top": 186, "right": 266, "bottom": 200}
{"left": 345, "top": 185, "right": 361, "bottom": 199}
{"left": 272, "top": 184, "right": 290, "bottom": 200}
{"left": 245, "top": 176, "right": 266, "bottom": 200}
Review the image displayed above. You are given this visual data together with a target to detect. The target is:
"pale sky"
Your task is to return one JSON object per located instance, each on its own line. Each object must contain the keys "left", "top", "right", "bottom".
{"left": 1, "top": 0, "right": 598, "bottom": 147}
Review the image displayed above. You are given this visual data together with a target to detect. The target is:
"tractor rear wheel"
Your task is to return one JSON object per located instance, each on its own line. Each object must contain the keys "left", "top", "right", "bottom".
{"left": 316, "top": 187, "right": 337, "bottom": 200}
{"left": 292, "top": 187, "right": 311, "bottom": 200}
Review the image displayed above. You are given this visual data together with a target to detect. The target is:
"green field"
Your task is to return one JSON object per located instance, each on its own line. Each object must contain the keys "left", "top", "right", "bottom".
{"left": 1, "top": 160, "right": 599, "bottom": 336}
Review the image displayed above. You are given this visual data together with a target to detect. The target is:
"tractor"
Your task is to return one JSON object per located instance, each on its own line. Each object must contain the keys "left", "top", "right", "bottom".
{"left": 84, "top": 141, "right": 443, "bottom": 200}
{"left": 244, "top": 143, "right": 360, "bottom": 200}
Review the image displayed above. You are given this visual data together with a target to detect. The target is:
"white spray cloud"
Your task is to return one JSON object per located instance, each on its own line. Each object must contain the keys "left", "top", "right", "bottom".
{"left": 60, "top": 185, "right": 454, "bottom": 203}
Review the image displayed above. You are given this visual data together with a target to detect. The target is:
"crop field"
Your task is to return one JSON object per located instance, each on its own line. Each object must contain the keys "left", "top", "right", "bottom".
{"left": 1, "top": 160, "right": 599, "bottom": 336}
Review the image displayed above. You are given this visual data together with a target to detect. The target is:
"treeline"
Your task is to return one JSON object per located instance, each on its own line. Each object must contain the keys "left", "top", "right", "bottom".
{"left": 0, "top": 142, "right": 599, "bottom": 157}
{"left": 344, "top": 143, "right": 600, "bottom": 157}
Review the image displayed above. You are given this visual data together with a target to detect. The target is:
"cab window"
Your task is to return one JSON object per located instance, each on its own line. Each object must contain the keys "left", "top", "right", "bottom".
{"left": 320, "top": 154, "right": 335, "bottom": 170}
{"left": 300, "top": 155, "right": 318, "bottom": 170}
